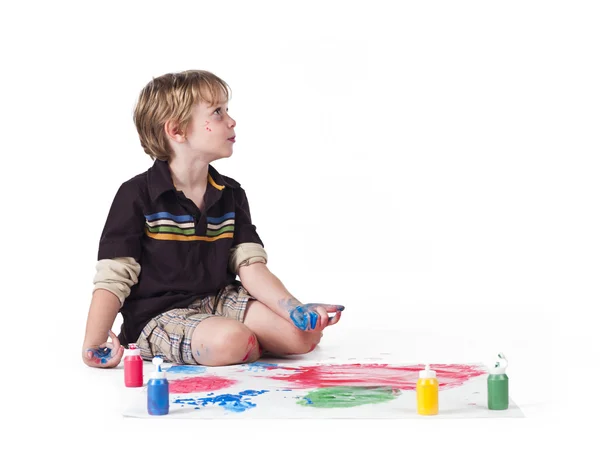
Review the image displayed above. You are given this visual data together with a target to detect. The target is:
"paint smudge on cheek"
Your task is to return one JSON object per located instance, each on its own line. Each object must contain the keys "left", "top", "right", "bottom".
{"left": 169, "top": 375, "right": 238, "bottom": 393}
{"left": 204, "top": 120, "right": 212, "bottom": 132}
{"left": 298, "top": 386, "right": 400, "bottom": 408}
{"left": 174, "top": 390, "right": 269, "bottom": 413}
{"left": 267, "top": 364, "right": 487, "bottom": 390}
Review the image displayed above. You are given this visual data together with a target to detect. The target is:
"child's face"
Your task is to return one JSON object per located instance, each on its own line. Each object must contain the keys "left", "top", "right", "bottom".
{"left": 182, "top": 97, "right": 236, "bottom": 161}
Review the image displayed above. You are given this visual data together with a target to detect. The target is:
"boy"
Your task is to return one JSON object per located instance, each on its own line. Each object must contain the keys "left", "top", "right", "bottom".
{"left": 82, "top": 70, "right": 345, "bottom": 368}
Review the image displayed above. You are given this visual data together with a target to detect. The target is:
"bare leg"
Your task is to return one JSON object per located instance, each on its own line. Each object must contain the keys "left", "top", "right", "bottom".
{"left": 191, "top": 317, "right": 260, "bottom": 366}
{"left": 243, "top": 300, "right": 323, "bottom": 356}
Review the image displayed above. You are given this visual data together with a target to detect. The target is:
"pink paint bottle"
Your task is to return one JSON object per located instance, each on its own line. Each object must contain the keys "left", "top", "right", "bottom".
{"left": 124, "top": 344, "right": 143, "bottom": 387}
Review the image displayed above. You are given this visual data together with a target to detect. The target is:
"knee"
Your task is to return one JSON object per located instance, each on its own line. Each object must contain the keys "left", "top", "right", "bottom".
{"left": 225, "top": 327, "right": 261, "bottom": 364}
{"left": 284, "top": 329, "right": 321, "bottom": 355}
{"left": 195, "top": 325, "right": 260, "bottom": 366}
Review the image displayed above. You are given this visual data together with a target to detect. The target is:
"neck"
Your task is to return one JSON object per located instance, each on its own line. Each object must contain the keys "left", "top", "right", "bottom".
{"left": 168, "top": 154, "right": 210, "bottom": 191}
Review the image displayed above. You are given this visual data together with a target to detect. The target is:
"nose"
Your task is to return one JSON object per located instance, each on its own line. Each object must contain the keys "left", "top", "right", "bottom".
{"left": 225, "top": 112, "right": 235, "bottom": 128}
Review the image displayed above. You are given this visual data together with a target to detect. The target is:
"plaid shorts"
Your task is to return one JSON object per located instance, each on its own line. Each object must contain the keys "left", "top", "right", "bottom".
{"left": 135, "top": 282, "right": 254, "bottom": 364}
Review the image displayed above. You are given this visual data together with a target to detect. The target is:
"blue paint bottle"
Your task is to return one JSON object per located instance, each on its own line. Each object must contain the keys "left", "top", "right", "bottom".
{"left": 147, "top": 356, "right": 169, "bottom": 416}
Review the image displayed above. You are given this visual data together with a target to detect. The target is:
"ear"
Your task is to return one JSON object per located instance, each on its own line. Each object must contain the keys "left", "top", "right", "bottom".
{"left": 164, "top": 120, "right": 186, "bottom": 143}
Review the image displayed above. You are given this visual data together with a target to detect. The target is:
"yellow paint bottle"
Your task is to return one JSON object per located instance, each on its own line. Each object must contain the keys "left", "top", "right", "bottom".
{"left": 417, "top": 364, "right": 439, "bottom": 415}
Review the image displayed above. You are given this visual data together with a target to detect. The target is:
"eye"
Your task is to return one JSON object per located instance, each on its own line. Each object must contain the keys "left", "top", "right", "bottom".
{"left": 214, "top": 107, "right": 222, "bottom": 115}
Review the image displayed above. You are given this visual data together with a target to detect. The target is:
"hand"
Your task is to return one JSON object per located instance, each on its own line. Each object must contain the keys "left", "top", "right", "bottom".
{"left": 288, "top": 303, "right": 345, "bottom": 331}
{"left": 82, "top": 330, "right": 125, "bottom": 369}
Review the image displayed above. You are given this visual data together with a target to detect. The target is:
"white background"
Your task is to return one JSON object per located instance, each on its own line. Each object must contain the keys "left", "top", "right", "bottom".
{"left": 1, "top": 0, "right": 598, "bottom": 448}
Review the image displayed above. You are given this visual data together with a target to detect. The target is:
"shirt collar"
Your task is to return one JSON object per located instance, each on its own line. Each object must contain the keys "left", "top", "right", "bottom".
{"left": 148, "top": 159, "right": 234, "bottom": 201}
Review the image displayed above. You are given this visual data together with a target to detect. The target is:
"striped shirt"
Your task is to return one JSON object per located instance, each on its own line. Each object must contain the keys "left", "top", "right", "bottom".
{"left": 97, "top": 159, "right": 264, "bottom": 344}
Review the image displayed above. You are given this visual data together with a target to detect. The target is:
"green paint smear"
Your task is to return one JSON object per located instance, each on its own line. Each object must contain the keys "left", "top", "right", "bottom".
{"left": 297, "top": 386, "right": 400, "bottom": 409}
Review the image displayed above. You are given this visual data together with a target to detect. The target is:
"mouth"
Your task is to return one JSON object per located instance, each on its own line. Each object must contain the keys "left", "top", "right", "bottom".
{"left": 228, "top": 136, "right": 236, "bottom": 142}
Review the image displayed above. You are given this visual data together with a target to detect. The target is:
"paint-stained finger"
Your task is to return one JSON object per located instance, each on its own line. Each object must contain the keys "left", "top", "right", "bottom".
{"left": 100, "top": 347, "right": 123, "bottom": 368}
{"left": 328, "top": 311, "right": 342, "bottom": 326}
{"left": 317, "top": 304, "right": 345, "bottom": 313}
{"left": 315, "top": 306, "right": 329, "bottom": 329}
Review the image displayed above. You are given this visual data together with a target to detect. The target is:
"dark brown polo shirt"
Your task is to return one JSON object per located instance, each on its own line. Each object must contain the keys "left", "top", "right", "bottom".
{"left": 97, "top": 159, "right": 263, "bottom": 344}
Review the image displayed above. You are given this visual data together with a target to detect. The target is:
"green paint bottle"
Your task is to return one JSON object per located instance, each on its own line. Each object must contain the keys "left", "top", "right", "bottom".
{"left": 487, "top": 352, "right": 509, "bottom": 410}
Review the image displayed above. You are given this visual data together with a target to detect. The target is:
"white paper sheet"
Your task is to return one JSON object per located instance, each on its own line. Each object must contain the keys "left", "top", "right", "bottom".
{"left": 123, "top": 359, "right": 524, "bottom": 419}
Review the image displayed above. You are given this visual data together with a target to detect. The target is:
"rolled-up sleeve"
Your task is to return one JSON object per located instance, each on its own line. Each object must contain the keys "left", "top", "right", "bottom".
{"left": 229, "top": 187, "right": 267, "bottom": 274}
{"left": 93, "top": 257, "right": 141, "bottom": 305}
{"left": 229, "top": 243, "right": 268, "bottom": 274}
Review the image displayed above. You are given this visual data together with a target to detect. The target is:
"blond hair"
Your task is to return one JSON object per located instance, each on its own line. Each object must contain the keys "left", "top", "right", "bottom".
{"left": 133, "top": 70, "right": 231, "bottom": 160}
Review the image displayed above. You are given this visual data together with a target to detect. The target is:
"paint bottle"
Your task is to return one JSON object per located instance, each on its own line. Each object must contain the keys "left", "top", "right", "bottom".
{"left": 147, "top": 356, "right": 169, "bottom": 416}
{"left": 417, "top": 364, "right": 439, "bottom": 415}
{"left": 124, "top": 343, "right": 143, "bottom": 387}
{"left": 488, "top": 352, "right": 509, "bottom": 410}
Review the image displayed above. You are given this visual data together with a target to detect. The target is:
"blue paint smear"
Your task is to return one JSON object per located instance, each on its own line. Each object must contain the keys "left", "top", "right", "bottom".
{"left": 90, "top": 347, "right": 112, "bottom": 364}
{"left": 290, "top": 305, "right": 315, "bottom": 330}
{"left": 174, "top": 390, "right": 269, "bottom": 413}
{"left": 238, "top": 390, "right": 267, "bottom": 396}
{"left": 167, "top": 365, "right": 207, "bottom": 374}
{"left": 243, "top": 362, "right": 279, "bottom": 372}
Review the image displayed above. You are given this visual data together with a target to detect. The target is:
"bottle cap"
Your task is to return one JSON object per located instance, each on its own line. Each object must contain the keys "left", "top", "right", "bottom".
{"left": 124, "top": 343, "right": 141, "bottom": 356}
{"left": 489, "top": 352, "right": 508, "bottom": 374}
{"left": 419, "top": 364, "right": 436, "bottom": 378}
{"left": 150, "top": 356, "right": 166, "bottom": 379}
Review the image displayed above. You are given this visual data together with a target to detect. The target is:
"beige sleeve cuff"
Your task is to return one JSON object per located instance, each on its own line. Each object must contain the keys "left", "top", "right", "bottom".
{"left": 93, "top": 257, "right": 141, "bottom": 306}
{"left": 229, "top": 243, "right": 268, "bottom": 275}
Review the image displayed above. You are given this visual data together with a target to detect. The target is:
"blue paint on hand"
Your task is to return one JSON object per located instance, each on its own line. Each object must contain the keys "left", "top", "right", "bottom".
{"left": 290, "top": 305, "right": 309, "bottom": 330}
{"left": 281, "top": 300, "right": 345, "bottom": 331}
{"left": 289, "top": 305, "right": 320, "bottom": 330}
{"left": 89, "top": 347, "right": 112, "bottom": 364}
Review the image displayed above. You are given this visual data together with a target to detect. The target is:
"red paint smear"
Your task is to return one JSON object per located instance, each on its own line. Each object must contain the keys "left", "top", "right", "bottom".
{"left": 242, "top": 335, "right": 258, "bottom": 362}
{"left": 169, "top": 375, "right": 237, "bottom": 394}
{"left": 266, "top": 364, "right": 486, "bottom": 390}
